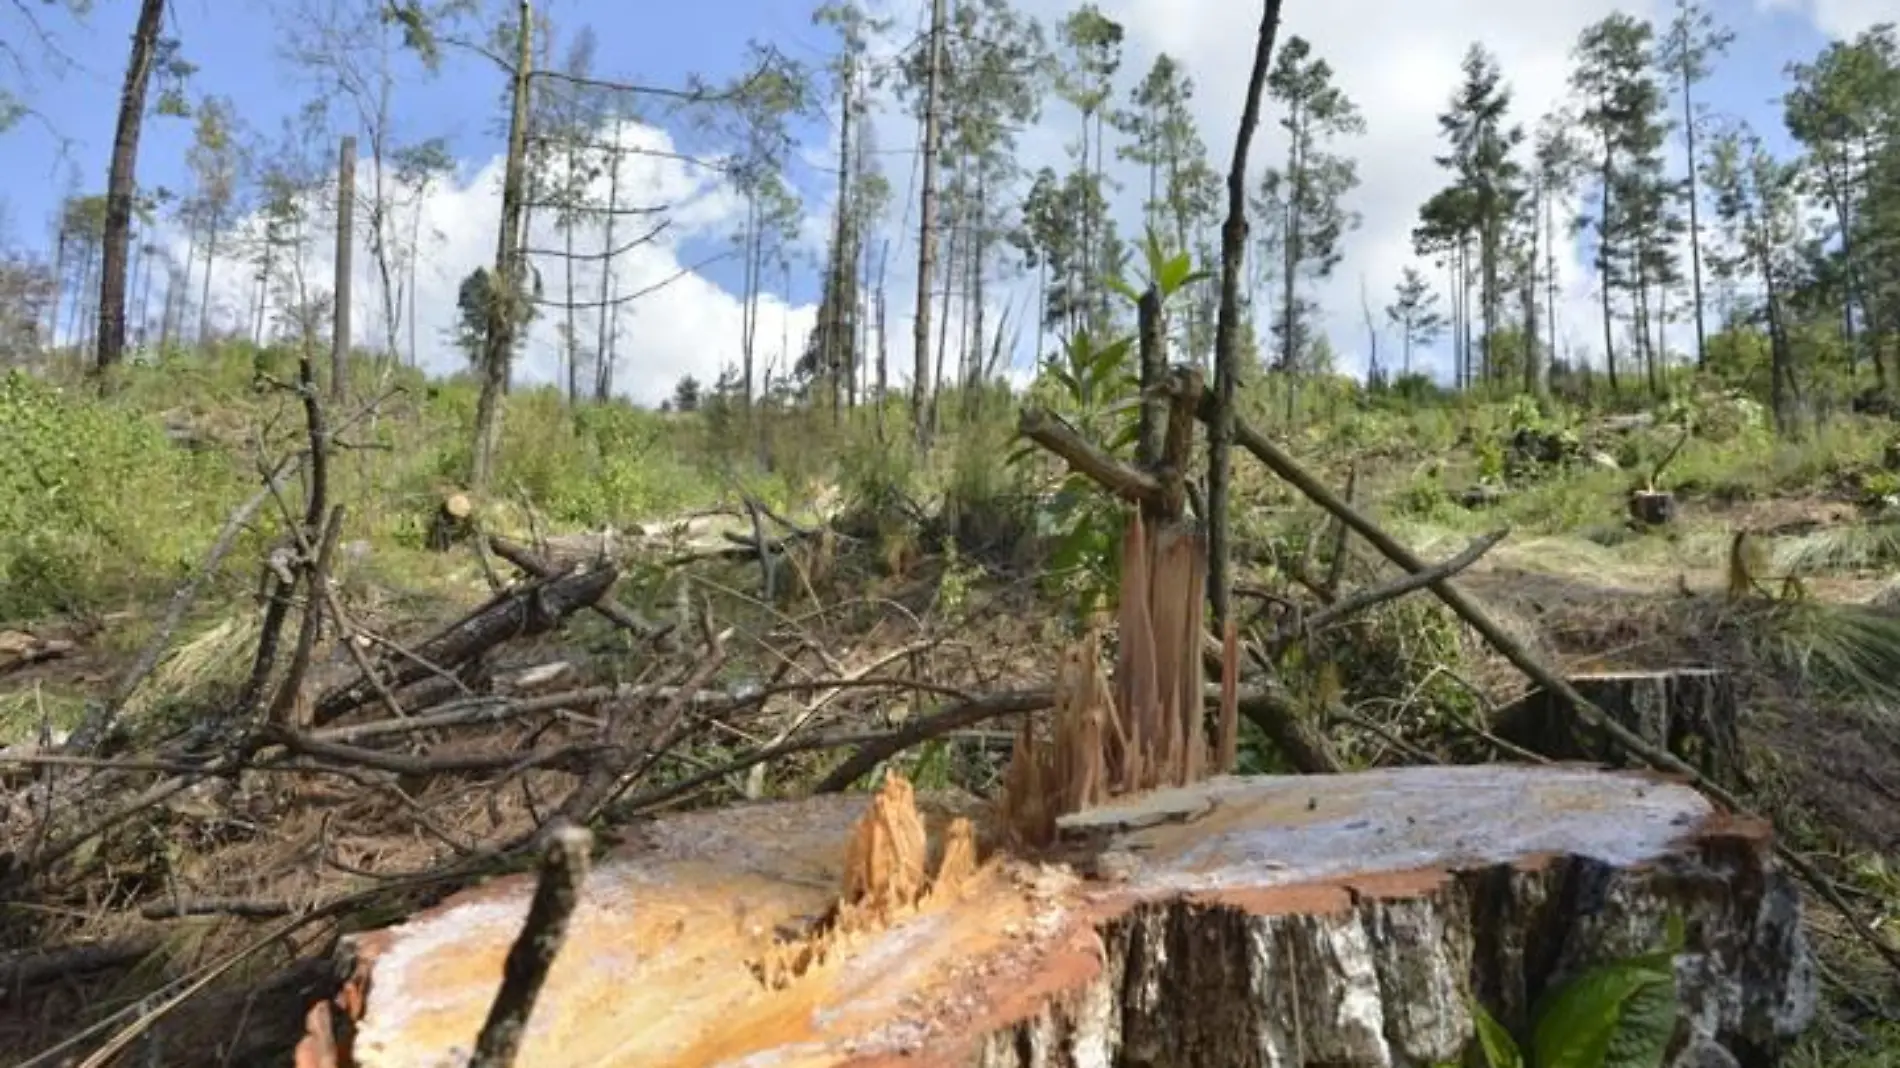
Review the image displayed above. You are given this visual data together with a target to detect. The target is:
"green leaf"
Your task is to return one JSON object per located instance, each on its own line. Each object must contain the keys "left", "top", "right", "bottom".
{"left": 1470, "top": 1000, "right": 1524, "bottom": 1068}
{"left": 1105, "top": 275, "right": 1143, "bottom": 307}
{"left": 1530, "top": 953, "right": 1677, "bottom": 1068}
{"left": 1158, "top": 252, "right": 1195, "bottom": 296}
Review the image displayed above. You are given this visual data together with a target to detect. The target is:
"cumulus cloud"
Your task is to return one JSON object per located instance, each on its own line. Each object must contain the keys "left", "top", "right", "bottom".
{"left": 180, "top": 121, "right": 818, "bottom": 407}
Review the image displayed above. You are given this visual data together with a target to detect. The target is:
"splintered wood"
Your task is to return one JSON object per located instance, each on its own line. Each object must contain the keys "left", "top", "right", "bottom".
{"left": 999, "top": 510, "right": 1233, "bottom": 849}
{"left": 322, "top": 766, "right": 1813, "bottom": 1068}
{"left": 750, "top": 773, "right": 982, "bottom": 990}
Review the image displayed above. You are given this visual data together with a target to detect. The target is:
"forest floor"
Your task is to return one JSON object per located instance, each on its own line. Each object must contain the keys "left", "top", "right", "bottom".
{"left": 2, "top": 352, "right": 1898, "bottom": 1064}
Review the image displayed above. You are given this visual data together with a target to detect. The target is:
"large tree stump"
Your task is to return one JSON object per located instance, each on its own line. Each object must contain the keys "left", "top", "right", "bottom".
{"left": 298, "top": 765, "right": 1812, "bottom": 1067}
{"left": 1495, "top": 669, "right": 1748, "bottom": 789}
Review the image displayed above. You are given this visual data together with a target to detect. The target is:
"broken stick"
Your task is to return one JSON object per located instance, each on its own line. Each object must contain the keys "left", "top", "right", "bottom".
{"left": 469, "top": 822, "right": 594, "bottom": 1068}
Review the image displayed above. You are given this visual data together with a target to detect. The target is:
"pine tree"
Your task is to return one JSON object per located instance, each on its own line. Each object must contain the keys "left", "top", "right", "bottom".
{"left": 1385, "top": 265, "right": 1446, "bottom": 378}
{"left": 1258, "top": 35, "right": 1363, "bottom": 382}
{"left": 1656, "top": 0, "right": 1734, "bottom": 370}
{"left": 1431, "top": 43, "right": 1524, "bottom": 388}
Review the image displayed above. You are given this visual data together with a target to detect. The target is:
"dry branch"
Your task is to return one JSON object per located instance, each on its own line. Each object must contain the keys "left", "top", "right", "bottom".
{"left": 469, "top": 823, "right": 593, "bottom": 1068}
{"left": 311, "top": 564, "right": 619, "bottom": 726}
{"left": 67, "top": 453, "right": 302, "bottom": 753}
{"left": 1016, "top": 408, "right": 1163, "bottom": 507}
{"left": 489, "top": 535, "right": 664, "bottom": 638}
{"left": 2, "top": 937, "right": 159, "bottom": 990}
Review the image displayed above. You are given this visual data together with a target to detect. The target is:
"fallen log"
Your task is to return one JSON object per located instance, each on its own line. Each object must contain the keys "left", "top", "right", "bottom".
{"left": 310, "top": 564, "right": 618, "bottom": 727}
{"left": 302, "top": 765, "right": 1814, "bottom": 1067}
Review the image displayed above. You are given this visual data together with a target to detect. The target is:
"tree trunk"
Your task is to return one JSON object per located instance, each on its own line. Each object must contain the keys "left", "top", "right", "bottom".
{"left": 198, "top": 216, "right": 220, "bottom": 347}
{"left": 94, "top": 0, "right": 168, "bottom": 375}
{"left": 928, "top": 214, "right": 958, "bottom": 437}
{"left": 1545, "top": 185, "right": 1560, "bottom": 380}
{"left": 1682, "top": 73, "right": 1709, "bottom": 370}
{"left": 45, "top": 225, "right": 66, "bottom": 350}
{"left": 1209, "top": 0, "right": 1280, "bottom": 649}
{"left": 469, "top": 0, "right": 534, "bottom": 495}
{"left": 594, "top": 117, "right": 623, "bottom": 402}
{"left": 911, "top": 0, "right": 947, "bottom": 448}
{"left": 303, "top": 765, "right": 1814, "bottom": 1068}
{"left": 824, "top": 59, "right": 854, "bottom": 422}
{"left": 332, "top": 136, "right": 356, "bottom": 403}
{"left": 875, "top": 237, "right": 890, "bottom": 442}
{"left": 1598, "top": 148, "right": 1620, "bottom": 393}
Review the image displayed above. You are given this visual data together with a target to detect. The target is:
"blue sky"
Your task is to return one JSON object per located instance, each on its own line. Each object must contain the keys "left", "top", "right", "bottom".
{"left": 0, "top": 0, "right": 1883, "bottom": 397}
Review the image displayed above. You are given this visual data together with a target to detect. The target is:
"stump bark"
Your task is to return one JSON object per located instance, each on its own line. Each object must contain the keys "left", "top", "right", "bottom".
{"left": 297, "top": 765, "right": 1812, "bottom": 1068}
{"left": 1496, "top": 669, "right": 1748, "bottom": 789}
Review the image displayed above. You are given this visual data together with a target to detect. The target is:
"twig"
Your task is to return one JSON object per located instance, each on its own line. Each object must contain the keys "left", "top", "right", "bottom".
{"left": 139, "top": 898, "right": 294, "bottom": 920}
{"left": 469, "top": 823, "right": 593, "bottom": 1068}
{"left": 562, "top": 643, "right": 731, "bottom": 830}
{"left": 1275, "top": 528, "right": 1508, "bottom": 655}
{"left": 811, "top": 689, "right": 1056, "bottom": 794}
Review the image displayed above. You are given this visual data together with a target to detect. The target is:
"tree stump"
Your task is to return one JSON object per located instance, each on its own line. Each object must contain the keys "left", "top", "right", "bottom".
{"left": 297, "top": 765, "right": 1812, "bottom": 1067}
{"left": 426, "top": 492, "right": 475, "bottom": 552}
{"left": 1629, "top": 488, "right": 1679, "bottom": 527}
{"left": 1494, "top": 669, "right": 1748, "bottom": 789}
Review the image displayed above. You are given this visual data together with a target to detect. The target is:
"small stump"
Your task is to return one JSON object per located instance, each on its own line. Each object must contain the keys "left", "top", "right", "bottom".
{"left": 1494, "top": 669, "right": 1748, "bottom": 789}
{"left": 299, "top": 765, "right": 1811, "bottom": 1067}
{"left": 1629, "top": 488, "right": 1678, "bottom": 527}
{"left": 426, "top": 492, "right": 474, "bottom": 552}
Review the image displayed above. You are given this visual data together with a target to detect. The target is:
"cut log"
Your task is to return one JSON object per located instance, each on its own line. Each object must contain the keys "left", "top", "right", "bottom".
{"left": 301, "top": 765, "right": 1812, "bottom": 1067}
{"left": 427, "top": 492, "right": 475, "bottom": 552}
{"left": 1495, "top": 669, "right": 1749, "bottom": 789}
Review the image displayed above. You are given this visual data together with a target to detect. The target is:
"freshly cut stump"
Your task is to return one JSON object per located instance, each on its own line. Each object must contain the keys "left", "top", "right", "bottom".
{"left": 311, "top": 766, "right": 1814, "bottom": 1068}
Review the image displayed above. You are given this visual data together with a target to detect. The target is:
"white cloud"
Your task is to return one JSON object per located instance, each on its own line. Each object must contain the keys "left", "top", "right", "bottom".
{"left": 176, "top": 120, "right": 818, "bottom": 407}
{"left": 1756, "top": 0, "right": 1893, "bottom": 39}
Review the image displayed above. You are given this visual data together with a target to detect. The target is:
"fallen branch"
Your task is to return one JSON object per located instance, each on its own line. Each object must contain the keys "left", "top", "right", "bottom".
{"left": 1016, "top": 408, "right": 1163, "bottom": 508}
{"left": 1, "top": 937, "right": 159, "bottom": 992}
{"left": 811, "top": 689, "right": 1057, "bottom": 794}
{"left": 469, "top": 822, "right": 593, "bottom": 1068}
{"left": 140, "top": 897, "right": 295, "bottom": 920}
{"left": 311, "top": 564, "right": 619, "bottom": 726}
{"left": 1267, "top": 528, "right": 1509, "bottom": 660}
{"left": 489, "top": 536, "right": 666, "bottom": 639}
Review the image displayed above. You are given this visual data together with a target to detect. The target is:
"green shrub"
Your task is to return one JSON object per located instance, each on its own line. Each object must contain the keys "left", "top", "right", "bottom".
{"left": 0, "top": 370, "right": 247, "bottom": 619}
